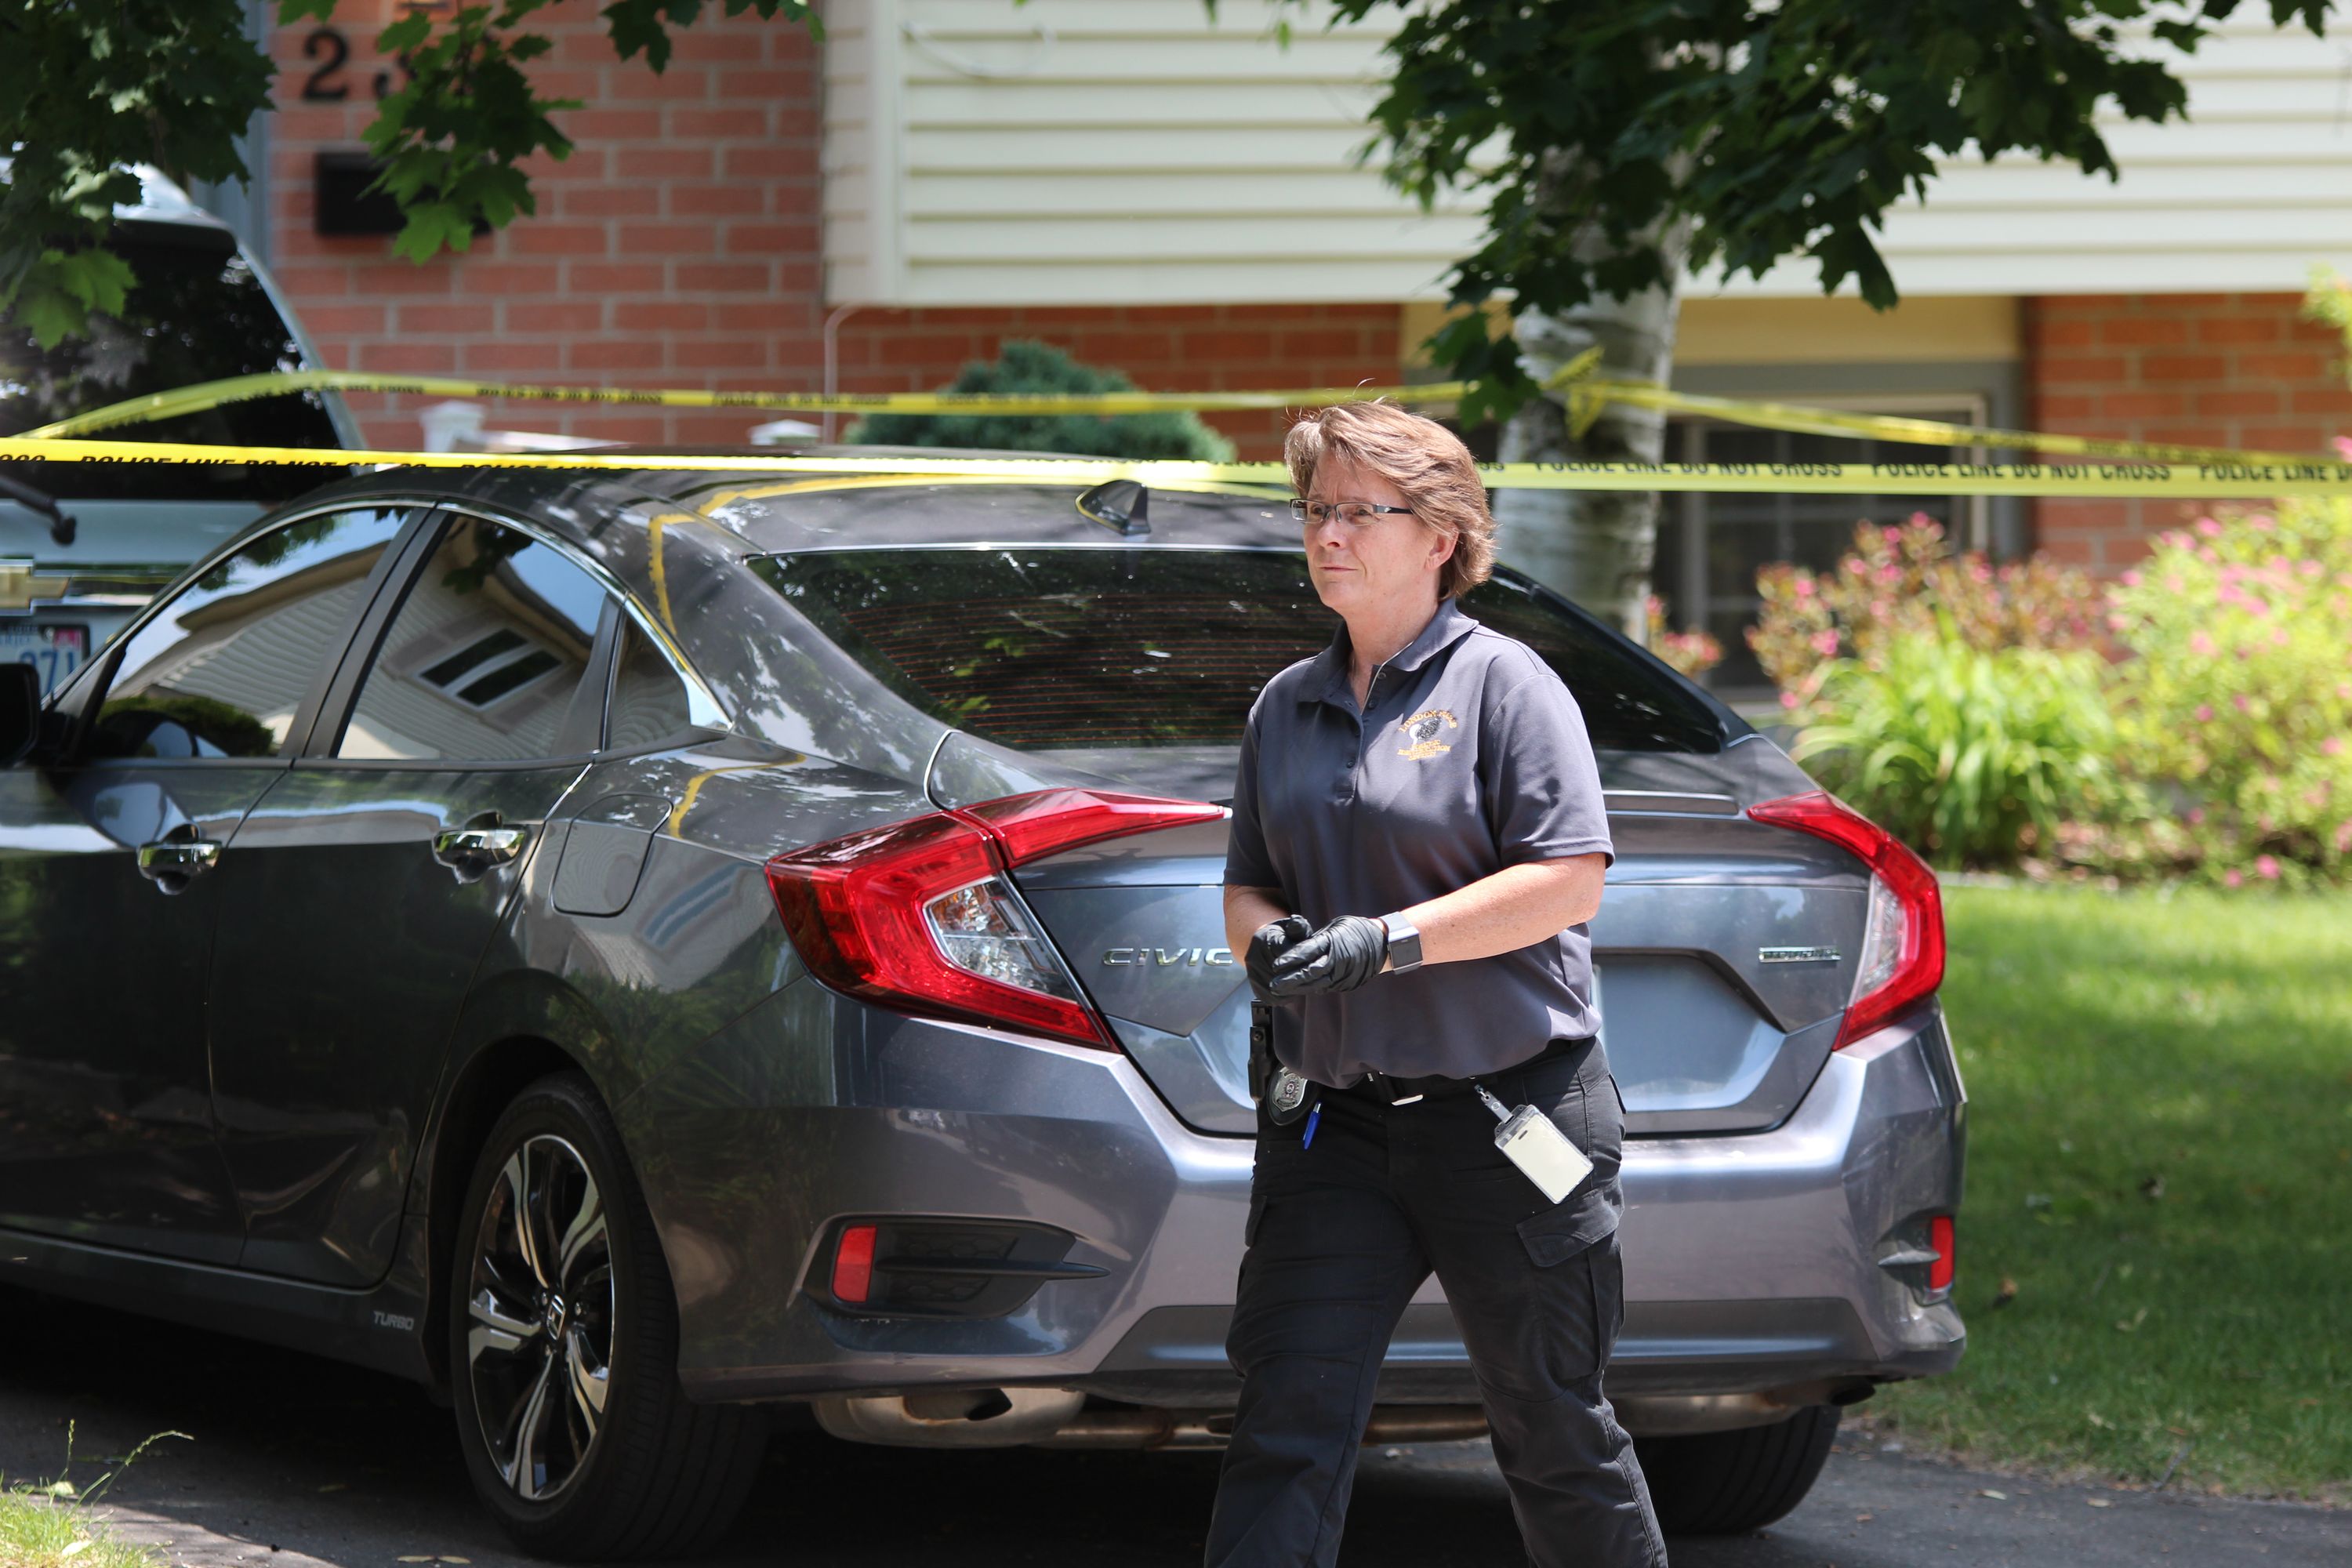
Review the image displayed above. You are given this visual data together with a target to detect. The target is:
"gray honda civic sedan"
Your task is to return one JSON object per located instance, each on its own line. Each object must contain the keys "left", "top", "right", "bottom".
{"left": 0, "top": 457, "right": 1964, "bottom": 1557}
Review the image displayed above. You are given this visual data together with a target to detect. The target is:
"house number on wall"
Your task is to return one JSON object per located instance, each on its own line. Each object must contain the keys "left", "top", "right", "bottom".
{"left": 299, "top": 27, "right": 417, "bottom": 102}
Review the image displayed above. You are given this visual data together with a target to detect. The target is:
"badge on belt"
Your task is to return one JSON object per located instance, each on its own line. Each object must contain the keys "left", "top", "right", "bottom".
{"left": 1249, "top": 1001, "right": 1320, "bottom": 1127}
{"left": 1265, "top": 1064, "right": 1316, "bottom": 1126}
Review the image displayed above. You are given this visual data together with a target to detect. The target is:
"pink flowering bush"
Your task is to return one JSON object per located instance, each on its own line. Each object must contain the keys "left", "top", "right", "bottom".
{"left": 1750, "top": 270, "right": 2352, "bottom": 881}
{"left": 1750, "top": 515, "right": 2114, "bottom": 867}
{"left": 2093, "top": 495, "right": 2352, "bottom": 886}
{"left": 1750, "top": 514, "right": 2104, "bottom": 706}
{"left": 1643, "top": 594, "right": 1722, "bottom": 678}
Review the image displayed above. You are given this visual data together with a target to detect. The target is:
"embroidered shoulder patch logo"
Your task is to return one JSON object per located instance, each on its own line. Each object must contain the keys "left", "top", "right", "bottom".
{"left": 1396, "top": 708, "right": 1459, "bottom": 760}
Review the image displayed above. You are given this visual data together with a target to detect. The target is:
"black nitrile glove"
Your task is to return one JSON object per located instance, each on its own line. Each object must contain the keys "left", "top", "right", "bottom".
{"left": 1245, "top": 915, "right": 1313, "bottom": 1003}
{"left": 1266, "top": 914, "right": 1389, "bottom": 998}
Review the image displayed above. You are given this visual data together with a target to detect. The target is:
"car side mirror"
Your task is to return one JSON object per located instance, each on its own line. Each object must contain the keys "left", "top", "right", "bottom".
{"left": 0, "top": 663, "right": 42, "bottom": 766}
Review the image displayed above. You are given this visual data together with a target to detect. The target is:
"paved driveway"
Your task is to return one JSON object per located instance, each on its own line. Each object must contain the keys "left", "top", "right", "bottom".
{"left": 0, "top": 1287, "right": 2339, "bottom": 1566}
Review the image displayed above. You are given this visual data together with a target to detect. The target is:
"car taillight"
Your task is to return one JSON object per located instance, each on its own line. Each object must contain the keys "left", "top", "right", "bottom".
{"left": 766, "top": 789, "right": 1224, "bottom": 1050}
{"left": 958, "top": 787, "right": 1221, "bottom": 862}
{"left": 1929, "top": 1214, "right": 1955, "bottom": 1294}
{"left": 1746, "top": 791, "right": 1945, "bottom": 1050}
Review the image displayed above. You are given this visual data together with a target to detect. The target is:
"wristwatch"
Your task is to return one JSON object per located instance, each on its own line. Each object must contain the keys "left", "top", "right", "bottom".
{"left": 1381, "top": 914, "right": 1424, "bottom": 975}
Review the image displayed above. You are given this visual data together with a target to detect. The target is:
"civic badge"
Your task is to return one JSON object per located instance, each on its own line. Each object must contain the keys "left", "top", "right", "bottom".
{"left": 1396, "top": 708, "right": 1458, "bottom": 760}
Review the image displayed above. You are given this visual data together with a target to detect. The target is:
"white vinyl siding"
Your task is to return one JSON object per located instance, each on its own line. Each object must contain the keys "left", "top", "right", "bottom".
{"left": 1733, "top": 30, "right": 2352, "bottom": 296}
{"left": 823, "top": 0, "right": 1484, "bottom": 306}
{"left": 132, "top": 574, "right": 377, "bottom": 747}
{"left": 823, "top": 4, "right": 2352, "bottom": 307}
{"left": 337, "top": 571, "right": 582, "bottom": 763}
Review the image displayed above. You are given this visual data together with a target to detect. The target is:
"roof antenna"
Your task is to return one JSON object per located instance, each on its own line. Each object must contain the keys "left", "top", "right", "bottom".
{"left": 1076, "top": 479, "right": 1149, "bottom": 537}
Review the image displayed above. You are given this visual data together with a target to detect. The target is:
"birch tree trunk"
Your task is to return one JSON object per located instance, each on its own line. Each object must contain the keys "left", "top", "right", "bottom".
{"left": 1492, "top": 230, "right": 1689, "bottom": 641}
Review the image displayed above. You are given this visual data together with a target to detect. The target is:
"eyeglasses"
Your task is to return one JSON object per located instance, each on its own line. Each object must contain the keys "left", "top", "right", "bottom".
{"left": 1291, "top": 499, "right": 1414, "bottom": 528}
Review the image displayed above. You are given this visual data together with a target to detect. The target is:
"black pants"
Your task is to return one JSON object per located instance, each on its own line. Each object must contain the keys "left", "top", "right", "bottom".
{"left": 1205, "top": 1040, "right": 1667, "bottom": 1568}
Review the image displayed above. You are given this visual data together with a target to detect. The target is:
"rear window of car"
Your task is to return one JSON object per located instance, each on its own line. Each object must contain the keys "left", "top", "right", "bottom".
{"left": 753, "top": 547, "right": 1728, "bottom": 753}
{"left": 1, "top": 222, "right": 344, "bottom": 500}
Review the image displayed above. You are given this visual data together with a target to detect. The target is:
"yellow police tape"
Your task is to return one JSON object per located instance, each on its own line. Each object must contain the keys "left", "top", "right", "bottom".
{"left": 1564, "top": 382, "right": 2339, "bottom": 471}
{"left": 6, "top": 434, "right": 2351, "bottom": 498}
{"left": 20, "top": 368, "right": 1470, "bottom": 440}
{"left": 23, "top": 360, "right": 2346, "bottom": 476}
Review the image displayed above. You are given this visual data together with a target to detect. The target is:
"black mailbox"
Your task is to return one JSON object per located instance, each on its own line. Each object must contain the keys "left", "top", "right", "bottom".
{"left": 313, "top": 150, "right": 404, "bottom": 237}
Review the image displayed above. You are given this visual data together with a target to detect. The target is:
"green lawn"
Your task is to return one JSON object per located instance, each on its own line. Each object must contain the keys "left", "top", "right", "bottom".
{"left": 1871, "top": 883, "right": 2352, "bottom": 1501}
{"left": 0, "top": 1490, "right": 156, "bottom": 1568}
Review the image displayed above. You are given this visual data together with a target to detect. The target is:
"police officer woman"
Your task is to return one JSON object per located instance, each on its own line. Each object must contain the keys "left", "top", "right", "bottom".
{"left": 1209, "top": 401, "right": 1667, "bottom": 1568}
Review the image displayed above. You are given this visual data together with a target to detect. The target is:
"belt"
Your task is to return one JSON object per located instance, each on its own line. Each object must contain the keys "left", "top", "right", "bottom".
{"left": 1345, "top": 1036, "right": 1584, "bottom": 1107}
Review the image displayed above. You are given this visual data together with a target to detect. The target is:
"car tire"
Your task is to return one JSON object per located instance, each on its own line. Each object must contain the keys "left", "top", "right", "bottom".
{"left": 1634, "top": 1405, "right": 1839, "bottom": 1535}
{"left": 448, "top": 1071, "right": 764, "bottom": 1559}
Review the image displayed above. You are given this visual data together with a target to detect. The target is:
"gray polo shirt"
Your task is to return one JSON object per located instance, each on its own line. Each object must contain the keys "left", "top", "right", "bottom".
{"left": 1225, "top": 597, "right": 1614, "bottom": 1086}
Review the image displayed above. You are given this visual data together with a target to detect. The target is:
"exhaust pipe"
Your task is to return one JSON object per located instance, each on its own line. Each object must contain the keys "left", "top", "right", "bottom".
{"left": 1033, "top": 1405, "right": 1490, "bottom": 1451}
{"left": 813, "top": 1385, "right": 1875, "bottom": 1450}
{"left": 813, "top": 1388, "right": 1087, "bottom": 1448}
{"left": 1363, "top": 1407, "right": 1492, "bottom": 1443}
{"left": 1614, "top": 1381, "right": 1875, "bottom": 1436}
{"left": 814, "top": 1391, "right": 1494, "bottom": 1452}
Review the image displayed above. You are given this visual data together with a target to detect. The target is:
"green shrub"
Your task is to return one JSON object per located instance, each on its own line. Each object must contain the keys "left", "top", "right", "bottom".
{"left": 1791, "top": 629, "right": 2117, "bottom": 869}
{"left": 2305, "top": 262, "right": 2352, "bottom": 361}
{"left": 1760, "top": 271, "right": 2352, "bottom": 884}
{"left": 2091, "top": 495, "right": 2352, "bottom": 886}
{"left": 848, "top": 339, "right": 1237, "bottom": 460}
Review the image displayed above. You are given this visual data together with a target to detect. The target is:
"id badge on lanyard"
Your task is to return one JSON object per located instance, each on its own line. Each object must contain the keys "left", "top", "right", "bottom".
{"left": 1475, "top": 1083, "right": 1593, "bottom": 1203}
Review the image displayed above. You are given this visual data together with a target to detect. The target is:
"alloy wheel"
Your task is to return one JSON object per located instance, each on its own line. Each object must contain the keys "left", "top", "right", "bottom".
{"left": 465, "top": 1133, "right": 613, "bottom": 1503}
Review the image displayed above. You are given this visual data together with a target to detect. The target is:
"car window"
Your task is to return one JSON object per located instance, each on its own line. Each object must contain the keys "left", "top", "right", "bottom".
{"left": 88, "top": 508, "right": 409, "bottom": 760}
{"left": 753, "top": 547, "right": 1727, "bottom": 754}
{"left": 604, "top": 620, "right": 699, "bottom": 751}
{"left": 0, "top": 223, "right": 345, "bottom": 503}
{"left": 337, "top": 517, "right": 604, "bottom": 763}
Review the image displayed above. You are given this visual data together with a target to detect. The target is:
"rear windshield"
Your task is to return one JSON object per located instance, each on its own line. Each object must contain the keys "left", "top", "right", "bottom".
{"left": 1, "top": 222, "right": 344, "bottom": 500}
{"left": 754, "top": 547, "right": 1727, "bottom": 754}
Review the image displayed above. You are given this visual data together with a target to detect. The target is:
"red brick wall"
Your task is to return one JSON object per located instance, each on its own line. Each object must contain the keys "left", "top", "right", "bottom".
{"left": 841, "top": 303, "right": 1401, "bottom": 459}
{"left": 268, "top": 0, "right": 822, "bottom": 448}
{"left": 263, "top": 3, "right": 1396, "bottom": 461}
{"left": 2025, "top": 292, "right": 2352, "bottom": 571}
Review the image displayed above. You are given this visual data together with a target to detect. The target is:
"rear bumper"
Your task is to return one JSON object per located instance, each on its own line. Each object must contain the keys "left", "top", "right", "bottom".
{"left": 623, "top": 980, "right": 1963, "bottom": 1415}
{"left": 1089, "top": 1009, "right": 1966, "bottom": 1412}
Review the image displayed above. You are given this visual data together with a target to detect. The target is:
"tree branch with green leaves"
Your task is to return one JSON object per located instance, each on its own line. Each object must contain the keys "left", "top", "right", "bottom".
{"left": 1223, "top": 0, "right": 2339, "bottom": 626}
{"left": 1261, "top": 0, "right": 2333, "bottom": 424}
{"left": 0, "top": 0, "right": 815, "bottom": 345}
{"left": 0, "top": 0, "right": 271, "bottom": 346}
{"left": 4, "top": 0, "right": 2336, "bottom": 404}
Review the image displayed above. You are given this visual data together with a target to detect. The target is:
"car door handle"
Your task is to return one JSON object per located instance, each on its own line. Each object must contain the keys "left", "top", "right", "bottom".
{"left": 433, "top": 823, "right": 530, "bottom": 868}
{"left": 136, "top": 835, "right": 220, "bottom": 891}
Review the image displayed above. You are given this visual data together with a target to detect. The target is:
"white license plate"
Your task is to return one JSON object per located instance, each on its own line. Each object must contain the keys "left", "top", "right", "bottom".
{"left": 1, "top": 624, "right": 89, "bottom": 699}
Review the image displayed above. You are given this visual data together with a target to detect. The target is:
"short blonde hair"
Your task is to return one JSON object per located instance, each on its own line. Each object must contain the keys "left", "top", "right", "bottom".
{"left": 1283, "top": 401, "right": 1495, "bottom": 599}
